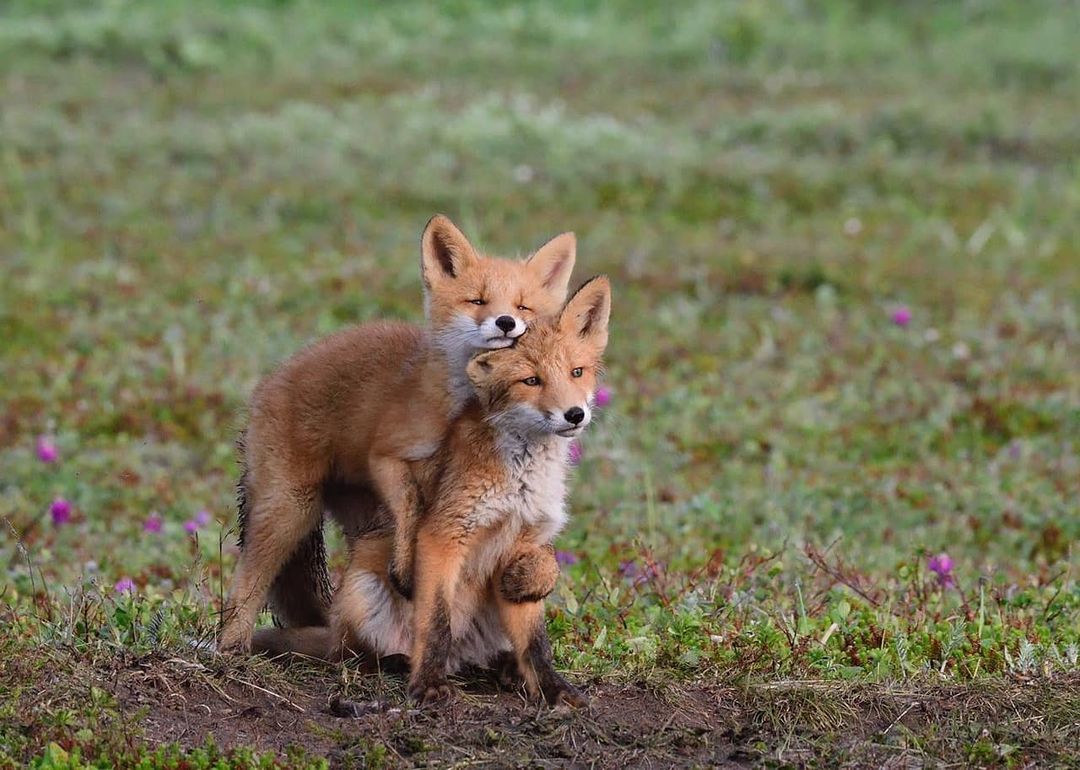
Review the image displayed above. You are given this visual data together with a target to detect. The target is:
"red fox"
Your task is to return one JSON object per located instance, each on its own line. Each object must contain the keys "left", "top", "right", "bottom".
{"left": 253, "top": 276, "right": 610, "bottom": 707}
{"left": 219, "top": 216, "right": 576, "bottom": 653}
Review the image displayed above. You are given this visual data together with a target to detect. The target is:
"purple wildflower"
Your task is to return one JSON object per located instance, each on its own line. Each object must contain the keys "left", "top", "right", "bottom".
{"left": 143, "top": 513, "right": 163, "bottom": 534}
{"left": 619, "top": 559, "right": 663, "bottom": 586}
{"left": 50, "top": 497, "right": 72, "bottom": 526}
{"left": 1007, "top": 441, "right": 1022, "bottom": 461}
{"left": 37, "top": 436, "right": 59, "bottom": 464}
{"left": 594, "top": 386, "right": 612, "bottom": 408}
{"left": 568, "top": 441, "right": 583, "bottom": 466}
{"left": 928, "top": 553, "right": 955, "bottom": 588}
{"left": 184, "top": 509, "right": 212, "bottom": 534}
{"left": 555, "top": 550, "right": 579, "bottom": 566}
{"left": 891, "top": 306, "right": 912, "bottom": 327}
{"left": 114, "top": 577, "right": 136, "bottom": 594}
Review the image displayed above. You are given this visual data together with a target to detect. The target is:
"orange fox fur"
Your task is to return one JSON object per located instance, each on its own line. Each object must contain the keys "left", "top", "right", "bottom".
{"left": 253, "top": 277, "right": 611, "bottom": 706}
{"left": 219, "top": 215, "right": 576, "bottom": 653}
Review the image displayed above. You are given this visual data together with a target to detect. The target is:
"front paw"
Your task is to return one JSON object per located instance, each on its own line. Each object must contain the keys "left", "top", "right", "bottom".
{"left": 387, "top": 560, "right": 414, "bottom": 600}
{"left": 217, "top": 628, "right": 252, "bottom": 655}
{"left": 408, "top": 677, "right": 455, "bottom": 706}
{"left": 541, "top": 674, "right": 588, "bottom": 708}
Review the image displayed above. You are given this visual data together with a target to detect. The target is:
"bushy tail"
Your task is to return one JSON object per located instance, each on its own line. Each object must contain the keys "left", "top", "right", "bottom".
{"left": 252, "top": 626, "right": 337, "bottom": 661}
{"left": 268, "top": 528, "right": 334, "bottom": 627}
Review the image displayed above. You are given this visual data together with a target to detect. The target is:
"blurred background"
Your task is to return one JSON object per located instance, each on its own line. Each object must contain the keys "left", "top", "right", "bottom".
{"left": 1, "top": 0, "right": 1077, "bottom": 679}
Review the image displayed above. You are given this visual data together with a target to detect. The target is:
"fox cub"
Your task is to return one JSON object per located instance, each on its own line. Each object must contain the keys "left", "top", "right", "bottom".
{"left": 253, "top": 276, "right": 611, "bottom": 706}
{"left": 219, "top": 216, "right": 576, "bottom": 654}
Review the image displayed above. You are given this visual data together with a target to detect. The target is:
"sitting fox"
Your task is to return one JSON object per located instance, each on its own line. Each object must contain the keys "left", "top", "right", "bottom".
{"left": 219, "top": 216, "right": 576, "bottom": 654}
{"left": 254, "top": 276, "right": 611, "bottom": 706}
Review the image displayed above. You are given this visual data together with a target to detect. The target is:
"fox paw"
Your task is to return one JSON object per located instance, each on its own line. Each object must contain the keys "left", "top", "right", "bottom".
{"left": 216, "top": 631, "right": 252, "bottom": 656}
{"left": 551, "top": 683, "right": 589, "bottom": 709}
{"left": 408, "top": 679, "right": 454, "bottom": 707}
{"left": 541, "top": 675, "right": 588, "bottom": 708}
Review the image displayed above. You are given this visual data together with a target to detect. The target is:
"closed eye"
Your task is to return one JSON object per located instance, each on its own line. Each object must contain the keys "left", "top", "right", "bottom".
{"left": 517, "top": 305, "right": 532, "bottom": 312}
{"left": 522, "top": 376, "right": 542, "bottom": 386}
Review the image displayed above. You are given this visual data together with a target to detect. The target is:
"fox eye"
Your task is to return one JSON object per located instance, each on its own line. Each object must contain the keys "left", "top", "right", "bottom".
{"left": 468, "top": 299, "right": 486, "bottom": 306}
{"left": 522, "top": 376, "right": 542, "bottom": 387}
{"left": 571, "top": 367, "right": 583, "bottom": 378}
{"left": 517, "top": 305, "right": 532, "bottom": 313}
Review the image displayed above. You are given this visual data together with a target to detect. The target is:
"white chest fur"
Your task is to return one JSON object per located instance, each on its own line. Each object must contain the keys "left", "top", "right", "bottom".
{"left": 463, "top": 435, "right": 569, "bottom": 583}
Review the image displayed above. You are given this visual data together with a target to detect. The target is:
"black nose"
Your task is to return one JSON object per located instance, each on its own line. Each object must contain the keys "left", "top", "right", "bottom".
{"left": 564, "top": 407, "right": 585, "bottom": 425}
{"left": 495, "top": 315, "right": 517, "bottom": 334}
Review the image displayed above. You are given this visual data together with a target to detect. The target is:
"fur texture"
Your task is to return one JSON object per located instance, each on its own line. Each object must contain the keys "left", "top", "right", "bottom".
{"left": 253, "top": 277, "right": 611, "bottom": 708}
{"left": 219, "top": 216, "right": 575, "bottom": 653}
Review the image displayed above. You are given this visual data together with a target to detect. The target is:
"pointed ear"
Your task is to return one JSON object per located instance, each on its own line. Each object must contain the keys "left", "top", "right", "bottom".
{"left": 421, "top": 214, "right": 479, "bottom": 289}
{"left": 559, "top": 275, "right": 611, "bottom": 351}
{"left": 526, "top": 231, "right": 576, "bottom": 302}
{"left": 466, "top": 350, "right": 499, "bottom": 388}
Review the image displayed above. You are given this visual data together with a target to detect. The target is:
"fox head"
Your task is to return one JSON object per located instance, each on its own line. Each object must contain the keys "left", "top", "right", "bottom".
{"left": 466, "top": 275, "right": 611, "bottom": 439}
{"left": 420, "top": 215, "right": 576, "bottom": 356}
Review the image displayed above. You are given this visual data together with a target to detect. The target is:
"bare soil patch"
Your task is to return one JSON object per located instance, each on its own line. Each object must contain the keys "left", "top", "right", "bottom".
{"left": 104, "top": 654, "right": 1080, "bottom": 768}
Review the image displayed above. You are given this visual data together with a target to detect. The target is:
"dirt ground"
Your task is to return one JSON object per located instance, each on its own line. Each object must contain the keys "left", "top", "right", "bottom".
{"left": 104, "top": 654, "right": 1080, "bottom": 768}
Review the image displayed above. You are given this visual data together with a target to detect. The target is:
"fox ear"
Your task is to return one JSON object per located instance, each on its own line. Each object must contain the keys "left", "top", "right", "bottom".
{"left": 466, "top": 351, "right": 499, "bottom": 387}
{"left": 526, "top": 232, "right": 576, "bottom": 302}
{"left": 421, "top": 214, "right": 478, "bottom": 287}
{"left": 559, "top": 275, "right": 611, "bottom": 351}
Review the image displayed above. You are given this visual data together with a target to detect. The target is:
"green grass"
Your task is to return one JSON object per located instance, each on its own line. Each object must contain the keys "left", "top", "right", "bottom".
{"left": 1, "top": 0, "right": 1078, "bottom": 766}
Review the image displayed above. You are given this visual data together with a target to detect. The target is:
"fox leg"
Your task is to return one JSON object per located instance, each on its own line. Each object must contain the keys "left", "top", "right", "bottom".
{"left": 267, "top": 527, "right": 333, "bottom": 628}
{"left": 219, "top": 477, "right": 323, "bottom": 653}
{"left": 262, "top": 481, "right": 385, "bottom": 633}
{"left": 494, "top": 555, "right": 586, "bottom": 707}
{"left": 408, "top": 524, "right": 471, "bottom": 704}
{"left": 368, "top": 454, "right": 424, "bottom": 600}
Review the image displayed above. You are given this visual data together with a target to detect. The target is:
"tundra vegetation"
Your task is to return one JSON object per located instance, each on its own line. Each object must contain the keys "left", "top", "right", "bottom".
{"left": 1, "top": 0, "right": 1077, "bottom": 767}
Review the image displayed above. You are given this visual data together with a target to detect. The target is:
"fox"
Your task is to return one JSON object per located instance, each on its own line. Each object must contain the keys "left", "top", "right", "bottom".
{"left": 218, "top": 215, "right": 576, "bottom": 654}
{"left": 252, "top": 276, "right": 611, "bottom": 707}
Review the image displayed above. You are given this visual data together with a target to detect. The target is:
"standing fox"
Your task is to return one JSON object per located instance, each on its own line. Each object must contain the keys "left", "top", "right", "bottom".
{"left": 254, "top": 277, "right": 611, "bottom": 707}
{"left": 219, "top": 215, "right": 576, "bottom": 653}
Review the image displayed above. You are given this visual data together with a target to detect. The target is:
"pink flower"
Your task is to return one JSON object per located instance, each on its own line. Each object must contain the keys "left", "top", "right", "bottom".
{"left": 890, "top": 306, "right": 912, "bottom": 327}
{"left": 114, "top": 577, "right": 136, "bottom": 593}
{"left": 555, "top": 550, "right": 579, "bottom": 566}
{"left": 928, "top": 553, "right": 955, "bottom": 587}
{"left": 37, "top": 436, "right": 59, "bottom": 464}
{"left": 143, "top": 513, "right": 163, "bottom": 534}
{"left": 50, "top": 497, "right": 72, "bottom": 526}
{"left": 568, "top": 441, "right": 583, "bottom": 466}
{"left": 184, "top": 509, "right": 212, "bottom": 534}
{"left": 594, "top": 386, "right": 612, "bottom": 408}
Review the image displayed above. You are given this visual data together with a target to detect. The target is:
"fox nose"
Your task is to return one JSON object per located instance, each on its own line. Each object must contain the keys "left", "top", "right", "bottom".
{"left": 564, "top": 407, "right": 585, "bottom": 425}
{"left": 495, "top": 315, "right": 517, "bottom": 334}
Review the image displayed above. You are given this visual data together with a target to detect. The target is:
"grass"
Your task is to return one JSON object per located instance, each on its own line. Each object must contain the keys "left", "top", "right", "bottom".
{"left": 1, "top": 0, "right": 1078, "bottom": 766}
